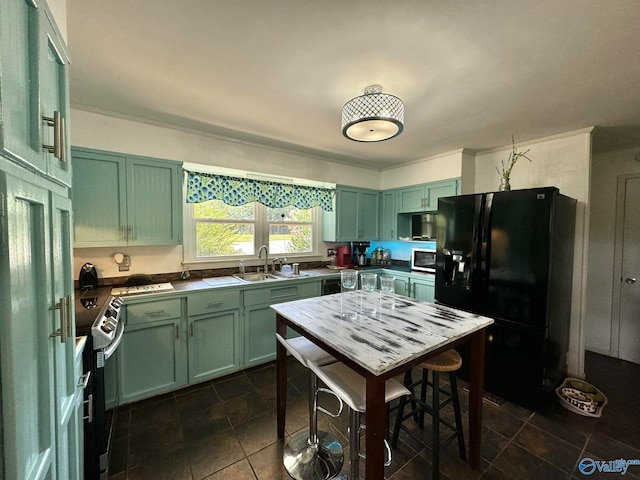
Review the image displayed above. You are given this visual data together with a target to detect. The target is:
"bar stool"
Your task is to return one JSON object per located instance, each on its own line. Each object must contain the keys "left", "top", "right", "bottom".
{"left": 276, "top": 333, "right": 345, "bottom": 480}
{"left": 391, "top": 349, "right": 465, "bottom": 480}
{"left": 308, "top": 360, "right": 410, "bottom": 480}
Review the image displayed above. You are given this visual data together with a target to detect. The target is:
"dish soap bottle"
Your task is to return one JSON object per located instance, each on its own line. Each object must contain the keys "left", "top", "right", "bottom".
{"left": 239, "top": 259, "right": 245, "bottom": 275}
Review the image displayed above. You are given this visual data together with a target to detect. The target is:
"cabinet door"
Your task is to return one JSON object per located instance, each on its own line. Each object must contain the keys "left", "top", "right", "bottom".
{"left": 0, "top": 173, "right": 56, "bottom": 480}
{"left": 51, "top": 192, "right": 79, "bottom": 479}
{"left": 244, "top": 304, "right": 277, "bottom": 367}
{"left": 188, "top": 310, "right": 240, "bottom": 383}
{"left": 425, "top": 179, "right": 459, "bottom": 211}
{"left": 391, "top": 273, "right": 411, "bottom": 297}
{"left": 360, "top": 190, "right": 379, "bottom": 239}
{"left": 39, "top": 9, "right": 71, "bottom": 186}
{"left": 0, "top": 1, "right": 43, "bottom": 172}
{"left": 126, "top": 157, "right": 181, "bottom": 245}
{"left": 116, "top": 318, "right": 188, "bottom": 404}
{"left": 72, "top": 149, "right": 127, "bottom": 247}
{"left": 336, "top": 187, "right": 359, "bottom": 241}
{"left": 411, "top": 276, "right": 435, "bottom": 303}
{"left": 395, "top": 185, "right": 425, "bottom": 213}
{"left": 380, "top": 190, "right": 396, "bottom": 240}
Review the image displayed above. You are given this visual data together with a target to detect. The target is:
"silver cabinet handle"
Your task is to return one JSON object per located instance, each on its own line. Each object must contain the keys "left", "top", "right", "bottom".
{"left": 144, "top": 310, "right": 166, "bottom": 316}
{"left": 190, "top": 323, "right": 194, "bottom": 337}
{"left": 49, "top": 295, "right": 69, "bottom": 343}
{"left": 128, "top": 225, "right": 133, "bottom": 241}
{"left": 207, "top": 301, "right": 223, "bottom": 309}
{"left": 176, "top": 324, "right": 180, "bottom": 339}
{"left": 84, "top": 393, "right": 93, "bottom": 423}
{"left": 625, "top": 277, "right": 637, "bottom": 284}
{"left": 78, "top": 371, "right": 91, "bottom": 389}
{"left": 42, "top": 111, "right": 66, "bottom": 161}
{"left": 122, "top": 225, "right": 127, "bottom": 241}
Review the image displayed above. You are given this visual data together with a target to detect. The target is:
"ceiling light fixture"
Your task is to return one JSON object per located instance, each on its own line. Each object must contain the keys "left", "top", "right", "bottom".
{"left": 341, "top": 85, "right": 404, "bottom": 142}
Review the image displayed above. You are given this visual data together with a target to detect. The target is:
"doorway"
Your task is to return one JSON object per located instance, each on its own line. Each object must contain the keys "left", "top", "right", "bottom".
{"left": 612, "top": 173, "right": 640, "bottom": 364}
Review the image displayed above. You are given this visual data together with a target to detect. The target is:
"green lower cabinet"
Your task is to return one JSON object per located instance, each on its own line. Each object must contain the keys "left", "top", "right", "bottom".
{"left": 410, "top": 275, "right": 435, "bottom": 303}
{"left": 391, "top": 272, "right": 411, "bottom": 297}
{"left": 243, "top": 281, "right": 322, "bottom": 367}
{"left": 116, "top": 316, "right": 188, "bottom": 404}
{"left": 187, "top": 291, "right": 241, "bottom": 384}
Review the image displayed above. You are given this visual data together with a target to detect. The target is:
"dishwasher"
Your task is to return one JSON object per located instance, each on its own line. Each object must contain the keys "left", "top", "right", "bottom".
{"left": 321, "top": 277, "right": 341, "bottom": 295}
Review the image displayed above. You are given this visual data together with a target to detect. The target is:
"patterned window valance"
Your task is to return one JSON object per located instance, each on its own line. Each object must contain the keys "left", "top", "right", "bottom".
{"left": 186, "top": 171, "right": 335, "bottom": 211}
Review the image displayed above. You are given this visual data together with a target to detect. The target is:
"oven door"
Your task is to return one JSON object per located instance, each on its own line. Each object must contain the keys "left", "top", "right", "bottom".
{"left": 412, "top": 249, "right": 436, "bottom": 272}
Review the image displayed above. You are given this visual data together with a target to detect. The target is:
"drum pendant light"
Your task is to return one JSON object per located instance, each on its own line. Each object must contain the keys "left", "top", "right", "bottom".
{"left": 341, "top": 85, "right": 404, "bottom": 142}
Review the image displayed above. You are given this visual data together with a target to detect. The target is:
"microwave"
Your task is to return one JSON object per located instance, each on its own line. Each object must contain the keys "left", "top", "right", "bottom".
{"left": 411, "top": 248, "right": 436, "bottom": 273}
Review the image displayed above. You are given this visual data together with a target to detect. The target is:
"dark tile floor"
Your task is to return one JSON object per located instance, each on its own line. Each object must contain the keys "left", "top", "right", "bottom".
{"left": 109, "top": 351, "right": 640, "bottom": 479}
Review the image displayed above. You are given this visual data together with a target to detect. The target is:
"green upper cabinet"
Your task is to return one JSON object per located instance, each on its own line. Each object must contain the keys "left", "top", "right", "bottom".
{"left": 39, "top": 8, "right": 71, "bottom": 186}
{"left": 72, "top": 147, "right": 182, "bottom": 247}
{"left": 0, "top": 1, "right": 71, "bottom": 186}
{"left": 395, "top": 178, "right": 460, "bottom": 213}
{"left": 380, "top": 190, "right": 396, "bottom": 241}
{"left": 323, "top": 185, "right": 379, "bottom": 242}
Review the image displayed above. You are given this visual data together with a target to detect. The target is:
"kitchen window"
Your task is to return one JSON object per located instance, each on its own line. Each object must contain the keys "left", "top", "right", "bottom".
{"left": 184, "top": 200, "right": 322, "bottom": 263}
{"left": 182, "top": 167, "right": 333, "bottom": 264}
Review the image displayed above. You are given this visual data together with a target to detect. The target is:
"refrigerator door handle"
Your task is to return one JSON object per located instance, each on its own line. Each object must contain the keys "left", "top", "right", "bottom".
{"left": 479, "top": 193, "right": 493, "bottom": 273}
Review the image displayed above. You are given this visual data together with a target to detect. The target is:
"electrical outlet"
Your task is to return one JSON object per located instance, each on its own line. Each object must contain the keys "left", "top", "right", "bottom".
{"left": 327, "top": 248, "right": 336, "bottom": 257}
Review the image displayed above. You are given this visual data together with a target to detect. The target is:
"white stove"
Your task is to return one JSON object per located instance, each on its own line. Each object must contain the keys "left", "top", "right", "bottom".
{"left": 110, "top": 282, "right": 174, "bottom": 296}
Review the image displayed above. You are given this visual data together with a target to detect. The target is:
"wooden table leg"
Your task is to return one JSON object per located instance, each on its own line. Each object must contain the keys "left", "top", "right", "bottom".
{"left": 467, "top": 329, "right": 487, "bottom": 469}
{"left": 276, "top": 314, "right": 287, "bottom": 439}
{"left": 365, "top": 376, "right": 386, "bottom": 480}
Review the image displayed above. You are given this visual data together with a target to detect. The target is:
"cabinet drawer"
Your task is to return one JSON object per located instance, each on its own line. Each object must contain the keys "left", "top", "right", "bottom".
{"left": 244, "top": 282, "right": 320, "bottom": 307}
{"left": 126, "top": 298, "right": 182, "bottom": 325}
{"left": 188, "top": 290, "right": 240, "bottom": 316}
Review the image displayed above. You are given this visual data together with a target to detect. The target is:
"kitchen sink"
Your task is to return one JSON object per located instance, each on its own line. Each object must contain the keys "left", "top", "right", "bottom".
{"left": 232, "top": 272, "right": 283, "bottom": 282}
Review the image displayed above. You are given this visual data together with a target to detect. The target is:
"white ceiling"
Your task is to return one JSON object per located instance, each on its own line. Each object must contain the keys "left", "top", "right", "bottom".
{"left": 67, "top": 0, "right": 640, "bottom": 169}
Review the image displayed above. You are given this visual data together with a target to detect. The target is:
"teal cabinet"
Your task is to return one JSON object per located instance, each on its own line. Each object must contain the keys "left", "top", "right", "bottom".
{"left": 410, "top": 274, "right": 435, "bottom": 303}
{"left": 0, "top": 170, "right": 78, "bottom": 480}
{"left": 243, "top": 281, "right": 321, "bottom": 367}
{"left": 187, "top": 291, "right": 241, "bottom": 383}
{"left": 380, "top": 190, "right": 396, "bottom": 240}
{"left": 323, "top": 185, "right": 379, "bottom": 242}
{"left": 389, "top": 271, "right": 411, "bottom": 297}
{"left": 72, "top": 147, "right": 182, "bottom": 247}
{"left": 395, "top": 179, "right": 460, "bottom": 213}
{"left": 0, "top": 1, "right": 71, "bottom": 186}
{"left": 117, "top": 298, "right": 188, "bottom": 404}
{"left": 380, "top": 270, "right": 435, "bottom": 303}
{"left": 39, "top": 8, "right": 71, "bottom": 186}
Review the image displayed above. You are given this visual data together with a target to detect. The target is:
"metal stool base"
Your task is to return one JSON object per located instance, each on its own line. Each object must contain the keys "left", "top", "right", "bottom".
{"left": 283, "top": 429, "right": 344, "bottom": 480}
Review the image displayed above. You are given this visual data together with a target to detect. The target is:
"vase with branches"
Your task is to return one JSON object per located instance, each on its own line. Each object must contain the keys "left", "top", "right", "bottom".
{"left": 496, "top": 135, "right": 532, "bottom": 191}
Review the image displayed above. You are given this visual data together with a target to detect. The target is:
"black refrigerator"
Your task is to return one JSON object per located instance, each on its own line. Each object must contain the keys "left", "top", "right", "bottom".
{"left": 435, "top": 187, "right": 576, "bottom": 407}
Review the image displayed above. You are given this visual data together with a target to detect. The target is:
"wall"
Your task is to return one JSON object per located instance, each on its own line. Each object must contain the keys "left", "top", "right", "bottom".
{"left": 586, "top": 147, "right": 640, "bottom": 355}
{"left": 474, "top": 129, "right": 593, "bottom": 378}
{"left": 380, "top": 149, "right": 464, "bottom": 190}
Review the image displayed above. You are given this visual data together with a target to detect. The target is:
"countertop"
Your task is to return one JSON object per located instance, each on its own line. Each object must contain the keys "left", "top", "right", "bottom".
{"left": 74, "top": 265, "right": 433, "bottom": 302}
{"left": 271, "top": 292, "right": 493, "bottom": 376}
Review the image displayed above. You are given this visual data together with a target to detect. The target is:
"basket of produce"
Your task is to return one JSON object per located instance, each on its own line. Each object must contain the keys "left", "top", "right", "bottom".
{"left": 556, "top": 378, "right": 607, "bottom": 418}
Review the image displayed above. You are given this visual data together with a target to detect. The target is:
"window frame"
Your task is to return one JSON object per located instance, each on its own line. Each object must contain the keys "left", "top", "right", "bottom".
{"left": 183, "top": 200, "right": 323, "bottom": 266}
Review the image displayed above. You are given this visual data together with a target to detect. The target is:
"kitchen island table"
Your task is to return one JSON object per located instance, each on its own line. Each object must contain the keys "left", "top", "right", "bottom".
{"left": 272, "top": 292, "right": 493, "bottom": 480}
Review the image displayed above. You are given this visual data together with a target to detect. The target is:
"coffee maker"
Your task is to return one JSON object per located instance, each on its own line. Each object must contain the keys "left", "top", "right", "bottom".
{"left": 336, "top": 245, "right": 352, "bottom": 267}
{"left": 351, "top": 241, "right": 370, "bottom": 267}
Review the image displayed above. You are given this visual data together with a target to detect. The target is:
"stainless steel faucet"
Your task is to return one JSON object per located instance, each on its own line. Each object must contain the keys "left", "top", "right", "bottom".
{"left": 258, "top": 244, "right": 269, "bottom": 273}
